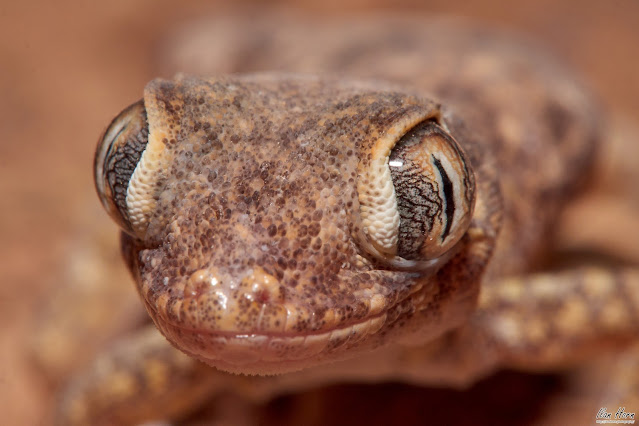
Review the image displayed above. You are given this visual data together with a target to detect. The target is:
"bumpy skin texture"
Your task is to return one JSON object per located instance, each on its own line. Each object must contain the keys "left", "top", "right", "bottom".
{"left": 50, "top": 18, "right": 639, "bottom": 425}
{"left": 125, "top": 75, "right": 497, "bottom": 374}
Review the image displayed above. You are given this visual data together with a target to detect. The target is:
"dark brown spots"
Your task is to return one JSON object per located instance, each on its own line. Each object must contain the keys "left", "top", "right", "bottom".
{"left": 277, "top": 257, "right": 288, "bottom": 270}
{"left": 127, "top": 76, "right": 451, "bottom": 355}
{"left": 308, "top": 223, "right": 321, "bottom": 237}
{"left": 300, "top": 237, "right": 311, "bottom": 249}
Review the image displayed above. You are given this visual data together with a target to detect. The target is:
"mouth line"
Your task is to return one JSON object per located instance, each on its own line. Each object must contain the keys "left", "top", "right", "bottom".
{"left": 156, "top": 305, "right": 391, "bottom": 340}
{"left": 153, "top": 307, "right": 391, "bottom": 370}
{"left": 143, "top": 279, "right": 428, "bottom": 371}
{"left": 146, "top": 276, "right": 427, "bottom": 342}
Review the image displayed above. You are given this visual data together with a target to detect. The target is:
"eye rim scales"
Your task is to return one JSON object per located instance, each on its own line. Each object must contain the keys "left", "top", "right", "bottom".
{"left": 94, "top": 99, "right": 150, "bottom": 237}
{"left": 358, "top": 118, "right": 476, "bottom": 269}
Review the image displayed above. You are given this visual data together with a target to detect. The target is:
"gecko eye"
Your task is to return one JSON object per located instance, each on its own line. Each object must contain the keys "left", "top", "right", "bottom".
{"left": 359, "top": 120, "right": 475, "bottom": 265}
{"left": 388, "top": 121, "right": 475, "bottom": 260}
{"left": 94, "top": 100, "right": 149, "bottom": 237}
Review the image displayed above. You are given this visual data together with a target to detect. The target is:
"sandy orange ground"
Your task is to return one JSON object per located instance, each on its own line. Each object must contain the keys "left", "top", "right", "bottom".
{"left": 1, "top": 0, "right": 638, "bottom": 424}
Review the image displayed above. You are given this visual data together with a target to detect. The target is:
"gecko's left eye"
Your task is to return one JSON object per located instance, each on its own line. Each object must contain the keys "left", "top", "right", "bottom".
{"left": 94, "top": 100, "right": 150, "bottom": 237}
{"left": 359, "top": 120, "right": 475, "bottom": 266}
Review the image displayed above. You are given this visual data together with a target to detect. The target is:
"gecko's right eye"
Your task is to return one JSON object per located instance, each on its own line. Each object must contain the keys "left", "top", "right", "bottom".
{"left": 94, "top": 100, "right": 149, "bottom": 237}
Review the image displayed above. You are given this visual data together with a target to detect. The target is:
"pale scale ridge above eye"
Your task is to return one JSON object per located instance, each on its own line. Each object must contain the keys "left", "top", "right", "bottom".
{"left": 124, "top": 93, "right": 176, "bottom": 239}
{"left": 359, "top": 157, "right": 400, "bottom": 255}
{"left": 126, "top": 142, "right": 164, "bottom": 237}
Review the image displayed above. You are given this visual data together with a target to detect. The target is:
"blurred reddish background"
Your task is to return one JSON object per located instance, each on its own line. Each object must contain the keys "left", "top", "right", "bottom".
{"left": 1, "top": 1, "right": 638, "bottom": 424}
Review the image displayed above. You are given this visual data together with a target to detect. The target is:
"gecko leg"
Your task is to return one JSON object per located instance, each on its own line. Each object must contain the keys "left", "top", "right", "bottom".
{"left": 376, "top": 268, "right": 639, "bottom": 388}
{"left": 476, "top": 268, "right": 639, "bottom": 369}
{"left": 56, "top": 326, "right": 220, "bottom": 426}
{"left": 414, "top": 267, "right": 639, "bottom": 386}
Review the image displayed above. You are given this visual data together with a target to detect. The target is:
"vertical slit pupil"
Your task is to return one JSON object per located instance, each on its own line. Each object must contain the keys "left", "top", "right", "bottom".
{"left": 432, "top": 155, "right": 455, "bottom": 241}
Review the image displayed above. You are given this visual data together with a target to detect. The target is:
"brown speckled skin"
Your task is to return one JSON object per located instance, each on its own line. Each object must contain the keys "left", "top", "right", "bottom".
{"left": 52, "top": 18, "right": 639, "bottom": 425}
{"left": 128, "top": 75, "right": 498, "bottom": 373}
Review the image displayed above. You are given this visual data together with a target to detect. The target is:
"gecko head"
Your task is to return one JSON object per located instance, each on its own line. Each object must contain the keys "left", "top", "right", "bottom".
{"left": 95, "top": 74, "right": 489, "bottom": 374}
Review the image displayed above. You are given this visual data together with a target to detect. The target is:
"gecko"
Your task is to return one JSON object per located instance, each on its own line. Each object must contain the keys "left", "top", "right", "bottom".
{"left": 35, "top": 17, "right": 639, "bottom": 425}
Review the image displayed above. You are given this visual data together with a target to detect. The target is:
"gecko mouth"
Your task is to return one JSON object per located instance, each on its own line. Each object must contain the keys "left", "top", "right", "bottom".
{"left": 141, "top": 274, "right": 428, "bottom": 374}
{"left": 150, "top": 306, "right": 391, "bottom": 373}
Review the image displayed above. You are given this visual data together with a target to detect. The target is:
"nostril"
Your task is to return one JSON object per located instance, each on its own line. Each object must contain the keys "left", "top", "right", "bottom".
{"left": 242, "top": 267, "right": 284, "bottom": 304}
{"left": 185, "top": 268, "right": 220, "bottom": 297}
{"left": 255, "top": 289, "right": 270, "bottom": 304}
